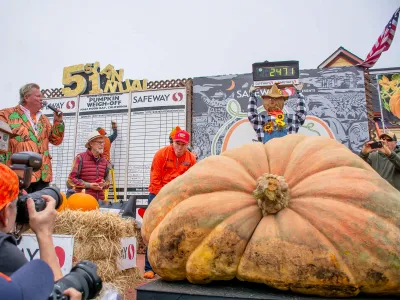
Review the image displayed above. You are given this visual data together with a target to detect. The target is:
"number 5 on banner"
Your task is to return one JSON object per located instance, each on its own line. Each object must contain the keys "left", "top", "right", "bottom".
{"left": 62, "top": 64, "right": 87, "bottom": 97}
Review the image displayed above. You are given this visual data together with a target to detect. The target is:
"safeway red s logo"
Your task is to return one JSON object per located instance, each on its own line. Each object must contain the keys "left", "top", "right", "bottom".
{"left": 172, "top": 92, "right": 183, "bottom": 102}
{"left": 127, "top": 244, "right": 135, "bottom": 260}
{"left": 55, "top": 246, "right": 66, "bottom": 267}
{"left": 66, "top": 100, "right": 76, "bottom": 109}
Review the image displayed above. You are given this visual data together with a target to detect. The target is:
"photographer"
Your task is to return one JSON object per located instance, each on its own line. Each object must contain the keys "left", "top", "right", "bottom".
{"left": 0, "top": 163, "right": 62, "bottom": 279}
{"left": 0, "top": 164, "right": 84, "bottom": 299}
{"left": 359, "top": 131, "right": 400, "bottom": 191}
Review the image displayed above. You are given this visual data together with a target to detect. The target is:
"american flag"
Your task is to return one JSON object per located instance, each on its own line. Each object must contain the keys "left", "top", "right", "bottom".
{"left": 359, "top": 7, "right": 400, "bottom": 68}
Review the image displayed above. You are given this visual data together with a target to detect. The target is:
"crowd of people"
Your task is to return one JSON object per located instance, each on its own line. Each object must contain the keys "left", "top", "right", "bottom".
{"left": 0, "top": 82, "right": 400, "bottom": 298}
{"left": 0, "top": 83, "right": 197, "bottom": 297}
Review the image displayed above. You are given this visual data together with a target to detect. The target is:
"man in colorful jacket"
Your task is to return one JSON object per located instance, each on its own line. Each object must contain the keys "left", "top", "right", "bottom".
{"left": 144, "top": 129, "right": 196, "bottom": 279}
{"left": 0, "top": 83, "right": 64, "bottom": 192}
{"left": 248, "top": 83, "right": 306, "bottom": 144}
{"left": 67, "top": 131, "right": 110, "bottom": 201}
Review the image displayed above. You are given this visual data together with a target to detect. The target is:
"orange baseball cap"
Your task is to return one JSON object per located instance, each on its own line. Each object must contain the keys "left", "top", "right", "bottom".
{"left": 0, "top": 164, "right": 19, "bottom": 210}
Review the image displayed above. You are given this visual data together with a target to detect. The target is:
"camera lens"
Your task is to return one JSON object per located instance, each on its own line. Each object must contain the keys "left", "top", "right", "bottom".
{"left": 49, "top": 261, "right": 102, "bottom": 300}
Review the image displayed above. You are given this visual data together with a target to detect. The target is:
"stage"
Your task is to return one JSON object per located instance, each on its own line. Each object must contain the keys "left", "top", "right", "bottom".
{"left": 136, "top": 278, "right": 398, "bottom": 300}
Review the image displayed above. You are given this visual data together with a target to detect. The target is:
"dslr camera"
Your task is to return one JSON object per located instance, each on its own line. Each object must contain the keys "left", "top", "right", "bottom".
{"left": 49, "top": 260, "right": 103, "bottom": 300}
{"left": 9, "top": 151, "right": 63, "bottom": 224}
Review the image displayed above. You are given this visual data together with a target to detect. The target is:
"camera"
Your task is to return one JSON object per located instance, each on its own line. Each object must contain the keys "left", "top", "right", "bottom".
{"left": 370, "top": 141, "right": 383, "bottom": 149}
{"left": 49, "top": 260, "right": 103, "bottom": 300}
{"left": 9, "top": 151, "right": 63, "bottom": 224}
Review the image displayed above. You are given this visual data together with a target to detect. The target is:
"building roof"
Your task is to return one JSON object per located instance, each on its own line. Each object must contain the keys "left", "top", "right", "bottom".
{"left": 318, "top": 46, "right": 364, "bottom": 68}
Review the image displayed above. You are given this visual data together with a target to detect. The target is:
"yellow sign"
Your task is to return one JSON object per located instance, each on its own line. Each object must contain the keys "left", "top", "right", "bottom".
{"left": 62, "top": 62, "right": 148, "bottom": 97}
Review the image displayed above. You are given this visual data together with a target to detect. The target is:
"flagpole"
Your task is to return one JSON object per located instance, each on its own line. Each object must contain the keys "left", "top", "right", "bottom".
{"left": 375, "top": 74, "right": 386, "bottom": 133}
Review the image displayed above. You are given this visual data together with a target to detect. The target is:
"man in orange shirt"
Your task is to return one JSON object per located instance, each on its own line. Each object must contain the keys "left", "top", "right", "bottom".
{"left": 96, "top": 121, "right": 118, "bottom": 162}
{"left": 144, "top": 129, "right": 196, "bottom": 279}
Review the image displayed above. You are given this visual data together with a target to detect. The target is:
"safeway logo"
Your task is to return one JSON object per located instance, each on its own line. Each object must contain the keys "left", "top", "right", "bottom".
{"left": 118, "top": 237, "right": 137, "bottom": 270}
{"left": 66, "top": 100, "right": 76, "bottom": 109}
{"left": 55, "top": 246, "right": 66, "bottom": 267}
{"left": 20, "top": 246, "right": 66, "bottom": 267}
{"left": 121, "top": 244, "right": 135, "bottom": 260}
{"left": 172, "top": 92, "right": 183, "bottom": 102}
{"left": 127, "top": 244, "right": 135, "bottom": 260}
{"left": 17, "top": 234, "right": 74, "bottom": 276}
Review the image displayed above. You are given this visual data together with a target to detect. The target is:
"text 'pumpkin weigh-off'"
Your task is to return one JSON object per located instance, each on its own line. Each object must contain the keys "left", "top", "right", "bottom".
{"left": 142, "top": 134, "right": 400, "bottom": 298}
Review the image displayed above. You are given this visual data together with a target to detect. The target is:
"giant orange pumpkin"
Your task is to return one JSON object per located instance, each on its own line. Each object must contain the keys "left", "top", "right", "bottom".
{"left": 142, "top": 134, "right": 400, "bottom": 297}
{"left": 389, "top": 91, "right": 400, "bottom": 118}
{"left": 67, "top": 193, "right": 99, "bottom": 211}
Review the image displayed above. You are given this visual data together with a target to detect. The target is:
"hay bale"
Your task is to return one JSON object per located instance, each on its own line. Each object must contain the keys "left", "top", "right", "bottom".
{"left": 54, "top": 209, "right": 142, "bottom": 293}
{"left": 73, "top": 238, "right": 121, "bottom": 261}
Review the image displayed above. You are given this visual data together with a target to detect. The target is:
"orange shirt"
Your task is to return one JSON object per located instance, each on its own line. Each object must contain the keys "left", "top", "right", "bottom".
{"left": 103, "top": 136, "right": 111, "bottom": 162}
{"left": 149, "top": 145, "right": 196, "bottom": 195}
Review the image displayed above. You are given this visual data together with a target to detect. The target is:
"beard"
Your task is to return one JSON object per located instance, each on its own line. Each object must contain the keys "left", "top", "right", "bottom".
{"left": 92, "top": 148, "right": 104, "bottom": 156}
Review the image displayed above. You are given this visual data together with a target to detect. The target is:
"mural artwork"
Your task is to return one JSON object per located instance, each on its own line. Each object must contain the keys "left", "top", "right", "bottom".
{"left": 192, "top": 66, "right": 369, "bottom": 160}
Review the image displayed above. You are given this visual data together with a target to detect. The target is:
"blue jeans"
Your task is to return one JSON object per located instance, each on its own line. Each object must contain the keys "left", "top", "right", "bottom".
{"left": 145, "top": 193, "right": 157, "bottom": 272}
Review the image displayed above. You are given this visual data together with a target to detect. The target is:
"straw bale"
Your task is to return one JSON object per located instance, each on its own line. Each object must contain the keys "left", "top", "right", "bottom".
{"left": 54, "top": 209, "right": 143, "bottom": 293}
{"left": 90, "top": 259, "right": 142, "bottom": 294}
{"left": 73, "top": 238, "right": 121, "bottom": 261}
{"left": 54, "top": 209, "right": 140, "bottom": 240}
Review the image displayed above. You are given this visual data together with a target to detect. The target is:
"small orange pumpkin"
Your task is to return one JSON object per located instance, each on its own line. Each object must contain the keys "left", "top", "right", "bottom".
{"left": 67, "top": 193, "right": 99, "bottom": 211}
{"left": 389, "top": 91, "right": 400, "bottom": 118}
{"left": 56, "top": 191, "right": 68, "bottom": 212}
{"left": 142, "top": 134, "right": 400, "bottom": 297}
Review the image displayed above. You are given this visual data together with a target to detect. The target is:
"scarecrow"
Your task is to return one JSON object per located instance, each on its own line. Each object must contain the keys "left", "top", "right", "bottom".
{"left": 248, "top": 83, "right": 307, "bottom": 144}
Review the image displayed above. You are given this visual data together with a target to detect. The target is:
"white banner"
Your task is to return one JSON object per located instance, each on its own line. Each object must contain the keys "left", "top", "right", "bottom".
{"left": 79, "top": 93, "right": 129, "bottom": 112}
{"left": 131, "top": 89, "right": 186, "bottom": 109}
{"left": 42, "top": 97, "right": 78, "bottom": 115}
{"left": 17, "top": 234, "right": 74, "bottom": 276}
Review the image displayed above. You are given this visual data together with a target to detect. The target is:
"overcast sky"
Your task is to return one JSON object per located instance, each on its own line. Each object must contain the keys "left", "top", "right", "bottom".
{"left": 0, "top": 0, "right": 399, "bottom": 108}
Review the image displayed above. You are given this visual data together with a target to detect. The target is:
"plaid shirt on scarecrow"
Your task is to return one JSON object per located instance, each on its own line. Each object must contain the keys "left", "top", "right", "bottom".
{"left": 248, "top": 92, "right": 307, "bottom": 142}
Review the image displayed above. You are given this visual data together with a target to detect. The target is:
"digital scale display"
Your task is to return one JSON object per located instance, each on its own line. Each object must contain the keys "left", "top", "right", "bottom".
{"left": 252, "top": 61, "right": 299, "bottom": 82}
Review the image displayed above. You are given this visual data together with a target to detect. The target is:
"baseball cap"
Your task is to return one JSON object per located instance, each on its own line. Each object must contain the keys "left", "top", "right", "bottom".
{"left": 0, "top": 164, "right": 19, "bottom": 211}
{"left": 173, "top": 130, "right": 190, "bottom": 144}
{"left": 85, "top": 131, "right": 104, "bottom": 148}
{"left": 0, "top": 259, "right": 54, "bottom": 300}
{"left": 379, "top": 130, "right": 397, "bottom": 142}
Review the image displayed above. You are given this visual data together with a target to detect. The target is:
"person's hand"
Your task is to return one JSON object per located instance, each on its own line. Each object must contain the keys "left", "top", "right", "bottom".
{"left": 378, "top": 140, "right": 392, "bottom": 156}
{"left": 111, "top": 120, "right": 117, "bottom": 129}
{"left": 98, "top": 180, "right": 106, "bottom": 189}
{"left": 53, "top": 109, "right": 63, "bottom": 122}
{"left": 249, "top": 85, "right": 257, "bottom": 94}
{"left": 63, "top": 288, "right": 82, "bottom": 300}
{"left": 293, "top": 82, "right": 304, "bottom": 92}
{"left": 27, "top": 195, "right": 57, "bottom": 237}
{"left": 361, "top": 141, "right": 375, "bottom": 155}
{"left": 89, "top": 182, "right": 102, "bottom": 191}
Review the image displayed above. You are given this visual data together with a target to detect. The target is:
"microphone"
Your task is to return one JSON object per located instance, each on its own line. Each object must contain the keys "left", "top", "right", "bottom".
{"left": 42, "top": 100, "right": 62, "bottom": 116}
